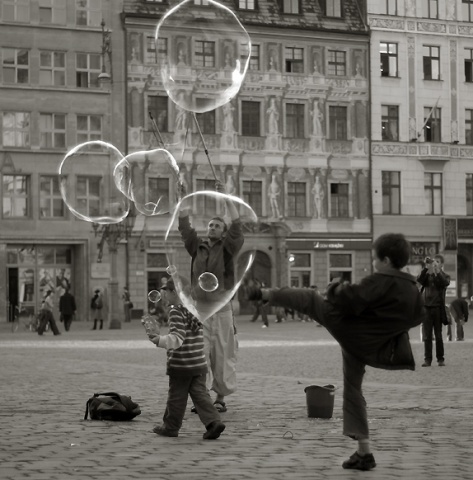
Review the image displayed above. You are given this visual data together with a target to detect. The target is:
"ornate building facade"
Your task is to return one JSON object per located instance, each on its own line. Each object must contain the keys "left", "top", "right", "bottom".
{"left": 122, "top": 0, "right": 371, "bottom": 313}
{"left": 369, "top": 0, "right": 473, "bottom": 299}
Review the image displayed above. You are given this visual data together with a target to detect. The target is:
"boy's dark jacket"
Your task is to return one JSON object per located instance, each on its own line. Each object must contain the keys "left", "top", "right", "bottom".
{"left": 268, "top": 269, "right": 426, "bottom": 371}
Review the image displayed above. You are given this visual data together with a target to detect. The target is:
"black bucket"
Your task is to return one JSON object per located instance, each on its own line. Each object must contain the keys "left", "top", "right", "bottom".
{"left": 304, "top": 384, "right": 336, "bottom": 419}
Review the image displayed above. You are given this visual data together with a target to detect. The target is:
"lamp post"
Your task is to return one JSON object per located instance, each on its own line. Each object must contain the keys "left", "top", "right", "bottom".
{"left": 93, "top": 213, "right": 135, "bottom": 329}
{"left": 98, "top": 18, "right": 112, "bottom": 84}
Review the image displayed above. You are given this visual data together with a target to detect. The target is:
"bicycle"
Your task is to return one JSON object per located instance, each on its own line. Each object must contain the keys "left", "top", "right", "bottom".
{"left": 11, "top": 307, "right": 40, "bottom": 333}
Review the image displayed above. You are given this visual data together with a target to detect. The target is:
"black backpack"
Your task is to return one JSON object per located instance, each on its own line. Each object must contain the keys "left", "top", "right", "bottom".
{"left": 84, "top": 392, "right": 141, "bottom": 421}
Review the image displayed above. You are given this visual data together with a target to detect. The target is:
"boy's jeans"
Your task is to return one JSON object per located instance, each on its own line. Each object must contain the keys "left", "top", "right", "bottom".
{"left": 163, "top": 374, "right": 221, "bottom": 432}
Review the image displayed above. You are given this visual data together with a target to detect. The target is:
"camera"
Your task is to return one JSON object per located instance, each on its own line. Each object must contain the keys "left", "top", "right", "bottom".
{"left": 425, "top": 257, "right": 433, "bottom": 264}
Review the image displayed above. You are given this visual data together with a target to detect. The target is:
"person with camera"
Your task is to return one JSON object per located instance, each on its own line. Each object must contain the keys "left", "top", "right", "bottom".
{"left": 417, "top": 254, "right": 450, "bottom": 367}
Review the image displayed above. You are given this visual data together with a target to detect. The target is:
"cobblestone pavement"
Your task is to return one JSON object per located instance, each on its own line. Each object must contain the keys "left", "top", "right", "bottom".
{"left": 1, "top": 318, "right": 473, "bottom": 480}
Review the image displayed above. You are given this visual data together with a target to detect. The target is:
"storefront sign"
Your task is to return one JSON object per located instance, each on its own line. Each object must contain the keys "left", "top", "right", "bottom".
{"left": 91, "top": 262, "right": 110, "bottom": 278}
{"left": 457, "top": 218, "right": 473, "bottom": 238}
{"left": 286, "top": 239, "right": 372, "bottom": 250}
{"left": 149, "top": 240, "right": 164, "bottom": 248}
{"left": 410, "top": 242, "right": 438, "bottom": 261}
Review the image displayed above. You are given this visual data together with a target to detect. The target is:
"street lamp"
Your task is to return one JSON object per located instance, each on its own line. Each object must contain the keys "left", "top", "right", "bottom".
{"left": 98, "top": 18, "right": 112, "bottom": 84}
{"left": 92, "top": 212, "right": 136, "bottom": 329}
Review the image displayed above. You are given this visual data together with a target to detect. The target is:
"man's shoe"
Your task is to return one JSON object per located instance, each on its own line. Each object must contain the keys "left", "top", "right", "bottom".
{"left": 422, "top": 361, "right": 431, "bottom": 367}
{"left": 153, "top": 425, "right": 178, "bottom": 437}
{"left": 262, "top": 324, "right": 268, "bottom": 328}
{"left": 342, "top": 451, "right": 376, "bottom": 471}
{"left": 203, "top": 421, "right": 226, "bottom": 440}
{"left": 438, "top": 360, "right": 446, "bottom": 366}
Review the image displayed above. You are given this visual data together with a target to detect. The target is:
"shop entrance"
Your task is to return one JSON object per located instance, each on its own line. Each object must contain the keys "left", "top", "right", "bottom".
{"left": 457, "top": 244, "right": 473, "bottom": 298}
{"left": 6, "top": 245, "right": 73, "bottom": 322}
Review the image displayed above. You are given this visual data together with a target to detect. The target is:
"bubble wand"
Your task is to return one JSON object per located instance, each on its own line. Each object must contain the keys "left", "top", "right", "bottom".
{"left": 148, "top": 111, "right": 181, "bottom": 183}
{"left": 148, "top": 111, "right": 166, "bottom": 148}
{"left": 192, "top": 112, "right": 218, "bottom": 182}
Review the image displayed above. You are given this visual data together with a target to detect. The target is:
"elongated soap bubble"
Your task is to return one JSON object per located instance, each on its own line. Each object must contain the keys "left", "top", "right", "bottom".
{"left": 155, "top": 0, "right": 251, "bottom": 113}
{"left": 115, "top": 148, "right": 179, "bottom": 216}
{"left": 165, "top": 190, "right": 257, "bottom": 322}
{"left": 59, "top": 141, "right": 129, "bottom": 224}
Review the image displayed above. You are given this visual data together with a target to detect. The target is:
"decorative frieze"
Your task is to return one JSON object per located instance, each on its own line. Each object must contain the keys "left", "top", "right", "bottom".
{"left": 371, "top": 143, "right": 408, "bottom": 155}
{"left": 369, "top": 18, "right": 404, "bottom": 30}
{"left": 417, "top": 22, "right": 446, "bottom": 33}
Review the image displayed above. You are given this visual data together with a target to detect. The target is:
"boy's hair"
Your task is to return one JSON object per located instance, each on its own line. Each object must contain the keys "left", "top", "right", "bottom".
{"left": 210, "top": 216, "right": 228, "bottom": 232}
{"left": 434, "top": 254, "right": 445, "bottom": 264}
{"left": 373, "top": 233, "right": 411, "bottom": 269}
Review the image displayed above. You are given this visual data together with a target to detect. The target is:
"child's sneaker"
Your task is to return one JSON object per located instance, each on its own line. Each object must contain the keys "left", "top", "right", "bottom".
{"left": 153, "top": 425, "right": 178, "bottom": 437}
{"left": 342, "top": 451, "right": 376, "bottom": 471}
{"left": 203, "top": 421, "right": 226, "bottom": 440}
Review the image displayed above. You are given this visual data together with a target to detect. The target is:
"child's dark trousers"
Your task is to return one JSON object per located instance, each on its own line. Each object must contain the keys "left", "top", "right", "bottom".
{"left": 163, "top": 373, "right": 221, "bottom": 432}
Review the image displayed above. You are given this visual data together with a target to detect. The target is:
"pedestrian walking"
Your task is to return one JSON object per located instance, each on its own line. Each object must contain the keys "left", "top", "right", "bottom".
{"left": 178, "top": 180, "right": 244, "bottom": 413}
{"left": 59, "top": 287, "right": 76, "bottom": 332}
{"left": 449, "top": 297, "right": 469, "bottom": 341}
{"left": 122, "top": 286, "right": 132, "bottom": 323}
{"left": 417, "top": 255, "right": 450, "bottom": 367}
{"left": 247, "top": 233, "right": 426, "bottom": 471}
{"left": 147, "top": 279, "right": 226, "bottom": 440}
{"left": 250, "top": 280, "right": 269, "bottom": 328}
{"left": 37, "top": 290, "right": 61, "bottom": 336}
{"left": 91, "top": 289, "right": 104, "bottom": 330}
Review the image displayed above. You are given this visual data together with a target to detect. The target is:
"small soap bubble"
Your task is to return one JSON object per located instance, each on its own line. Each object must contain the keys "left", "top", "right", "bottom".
{"left": 148, "top": 289, "right": 161, "bottom": 303}
{"left": 198, "top": 272, "right": 219, "bottom": 293}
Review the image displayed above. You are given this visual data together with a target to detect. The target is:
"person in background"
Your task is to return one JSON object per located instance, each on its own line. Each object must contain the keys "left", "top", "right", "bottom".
{"left": 91, "top": 289, "right": 104, "bottom": 330}
{"left": 38, "top": 290, "right": 61, "bottom": 336}
{"left": 122, "top": 286, "right": 132, "bottom": 323}
{"left": 59, "top": 287, "right": 76, "bottom": 332}
{"left": 250, "top": 279, "right": 269, "bottom": 328}
{"left": 449, "top": 296, "right": 469, "bottom": 341}
{"left": 416, "top": 255, "right": 450, "bottom": 367}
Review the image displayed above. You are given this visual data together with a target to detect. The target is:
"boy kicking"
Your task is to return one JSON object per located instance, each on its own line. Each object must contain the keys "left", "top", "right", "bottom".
{"left": 248, "top": 233, "right": 426, "bottom": 470}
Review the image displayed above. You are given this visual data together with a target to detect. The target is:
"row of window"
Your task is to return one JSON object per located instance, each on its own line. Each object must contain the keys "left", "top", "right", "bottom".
{"left": 2, "top": 48, "right": 103, "bottom": 88}
{"left": 146, "top": 0, "right": 344, "bottom": 17}
{"left": 381, "top": 105, "right": 473, "bottom": 143}
{"left": 151, "top": 98, "right": 350, "bottom": 139}
{"left": 1, "top": 112, "right": 102, "bottom": 148}
{"left": 382, "top": 171, "right": 473, "bottom": 216}
{"left": 7, "top": 170, "right": 472, "bottom": 220}
{"left": 378, "top": 0, "right": 473, "bottom": 21}
{"left": 1, "top": 174, "right": 351, "bottom": 220}
{"left": 1, "top": 0, "right": 102, "bottom": 27}
{"left": 381, "top": 43, "right": 473, "bottom": 83}
{"left": 289, "top": 251, "right": 353, "bottom": 287}
{"left": 147, "top": 35, "right": 357, "bottom": 77}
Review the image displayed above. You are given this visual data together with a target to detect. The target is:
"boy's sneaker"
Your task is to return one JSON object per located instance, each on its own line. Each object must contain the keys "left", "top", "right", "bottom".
{"left": 203, "top": 421, "right": 226, "bottom": 440}
{"left": 153, "top": 425, "right": 178, "bottom": 437}
{"left": 342, "top": 451, "right": 376, "bottom": 471}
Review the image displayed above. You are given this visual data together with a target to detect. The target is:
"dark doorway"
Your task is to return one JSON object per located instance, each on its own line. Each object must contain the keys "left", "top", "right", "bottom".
{"left": 8, "top": 268, "right": 19, "bottom": 322}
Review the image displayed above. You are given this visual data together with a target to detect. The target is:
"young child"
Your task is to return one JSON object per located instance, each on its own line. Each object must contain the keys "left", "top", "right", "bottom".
{"left": 146, "top": 279, "right": 225, "bottom": 440}
{"left": 248, "top": 233, "right": 426, "bottom": 471}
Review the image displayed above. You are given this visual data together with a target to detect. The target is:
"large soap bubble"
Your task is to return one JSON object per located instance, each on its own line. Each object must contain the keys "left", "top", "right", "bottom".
{"left": 155, "top": 0, "right": 251, "bottom": 113}
{"left": 165, "top": 190, "right": 257, "bottom": 322}
{"left": 59, "top": 141, "right": 129, "bottom": 224}
{"left": 115, "top": 148, "right": 179, "bottom": 216}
